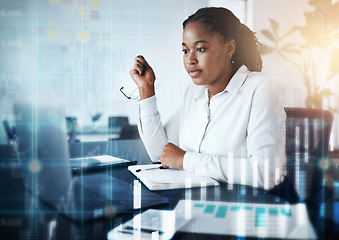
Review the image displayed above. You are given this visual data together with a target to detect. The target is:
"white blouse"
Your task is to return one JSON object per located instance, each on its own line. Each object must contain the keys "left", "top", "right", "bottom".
{"left": 137, "top": 65, "right": 286, "bottom": 190}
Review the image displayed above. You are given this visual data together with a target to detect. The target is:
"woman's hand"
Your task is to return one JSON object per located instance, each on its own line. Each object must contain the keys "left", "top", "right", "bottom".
{"left": 129, "top": 55, "right": 156, "bottom": 100}
{"left": 160, "top": 143, "right": 186, "bottom": 169}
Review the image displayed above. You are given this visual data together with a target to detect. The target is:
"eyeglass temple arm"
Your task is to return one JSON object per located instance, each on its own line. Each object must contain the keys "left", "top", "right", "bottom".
{"left": 120, "top": 87, "right": 131, "bottom": 99}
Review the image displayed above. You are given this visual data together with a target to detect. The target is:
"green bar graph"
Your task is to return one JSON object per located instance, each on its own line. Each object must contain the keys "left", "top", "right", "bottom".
{"left": 230, "top": 206, "right": 241, "bottom": 211}
{"left": 204, "top": 204, "right": 216, "bottom": 214}
{"left": 215, "top": 206, "right": 228, "bottom": 218}
{"left": 194, "top": 203, "right": 204, "bottom": 208}
{"left": 192, "top": 202, "right": 292, "bottom": 224}
{"left": 255, "top": 208, "right": 265, "bottom": 227}
{"left": 281, "top": 208, "right": 292, "bottom": 216}
{"left": 269, "top": 208, "right": 278, "bottom": 216}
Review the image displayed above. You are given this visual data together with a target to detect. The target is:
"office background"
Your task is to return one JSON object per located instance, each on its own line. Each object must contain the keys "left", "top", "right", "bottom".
{"left": 1, "top": 0, "right": 338, "bottom": 149}
{"left": 1, "top": 1, "right": 339, "bottom": 239}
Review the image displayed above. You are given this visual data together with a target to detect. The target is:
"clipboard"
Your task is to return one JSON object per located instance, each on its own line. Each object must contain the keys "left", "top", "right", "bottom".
{"left": 128, "top": 164, "right": 219, "bottom": 191}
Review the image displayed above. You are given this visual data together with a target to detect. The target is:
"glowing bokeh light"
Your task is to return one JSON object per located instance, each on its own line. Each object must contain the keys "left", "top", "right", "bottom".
{"left": 318, "top": 158, "right": 331, "bottom": 170}
{"left": 104, "top": 205, "right": 116, "bottom": 218}
{"left": 28, "top": 160, "right": 42, "bottom": 173}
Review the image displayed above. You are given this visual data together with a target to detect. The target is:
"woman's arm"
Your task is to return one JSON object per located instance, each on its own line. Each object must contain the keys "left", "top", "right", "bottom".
{"left": 131, "top": 56, "right": 182, "bottom": 163}
{"left": 137, "top": 97, "right": 182, "bottom": 163}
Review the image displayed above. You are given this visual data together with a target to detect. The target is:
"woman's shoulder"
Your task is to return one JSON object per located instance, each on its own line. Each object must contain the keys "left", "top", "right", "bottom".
{"left": 234, "top": 65, "right": 272, "bottom": 89}
{"left": 242, "top": 69, "right": 277, "bottom": 92}
{"left": 247, "top": 70, "right": 272, "bottom": 85}
{"left": 233, "top": 68, "right": 282, "bottom": 103}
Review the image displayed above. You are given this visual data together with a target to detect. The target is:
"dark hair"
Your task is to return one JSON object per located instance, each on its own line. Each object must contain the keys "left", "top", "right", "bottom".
{"left": 183, "top": 7, "right": 262, "bottom": 72}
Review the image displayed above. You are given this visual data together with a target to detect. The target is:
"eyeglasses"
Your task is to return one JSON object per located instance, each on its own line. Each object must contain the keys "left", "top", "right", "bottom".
{"left": 120, "top": 87, "right": 139, "bottom": 100}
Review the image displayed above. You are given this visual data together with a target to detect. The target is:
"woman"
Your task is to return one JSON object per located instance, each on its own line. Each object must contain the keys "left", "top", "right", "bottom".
{"left": 129, "top": 7, "right": 286, "bottom": 190}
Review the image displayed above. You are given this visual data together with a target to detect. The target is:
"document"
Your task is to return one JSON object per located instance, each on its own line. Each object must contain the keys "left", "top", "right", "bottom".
{"left": 128, "top": 164, "right": 219, "bottom": 190}
{"left": 108, "top": 200, "right": 316, "bottom": 239}
{"left": 174, "top": 200, "right": 317, "bottom": 239}
{"left": 107, "top": 209, "right": 190, "bottom": 240}
{"left": 71, "top": 155, "right": 130, "bottom": 164}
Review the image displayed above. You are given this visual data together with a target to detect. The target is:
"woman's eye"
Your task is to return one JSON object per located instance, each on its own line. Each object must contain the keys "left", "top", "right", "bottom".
{"left": 182, "top": 49, "right": 189, "bottom": 54}
{"left": 197, "top": 48, "right": 205, "bottom": 52}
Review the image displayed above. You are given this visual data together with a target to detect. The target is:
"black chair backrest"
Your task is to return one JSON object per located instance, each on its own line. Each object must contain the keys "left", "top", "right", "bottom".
{"left": 119, "top": 125, "right": 140, "bottom": 140}
{"left": 284, "top": 107, "right": 333, "bottom": 206}
{"left": 285, "top": 108, "right": 333, "bottom": 157}
{"left": 108, "top": 116, "right": 129, "bottom": 128}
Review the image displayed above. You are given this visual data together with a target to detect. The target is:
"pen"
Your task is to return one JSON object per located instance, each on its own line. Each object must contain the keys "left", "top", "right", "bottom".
{"left": 3, "top": 120, "right": 14, "bottom": 140}
{"left": 136, "top": 166, "right": 166, "bottom": 172}
{"left": 118, "top": 226, "right": 163, "bottom": 235}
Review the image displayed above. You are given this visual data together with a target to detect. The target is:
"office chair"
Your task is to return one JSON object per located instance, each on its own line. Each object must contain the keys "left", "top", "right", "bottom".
{"left": 108, "top": 117, "right": 140, "bottom": 139}
{"left": 66, "top": 116, "right": 79, "bottom": 142}
{"left": 119, "top": 125, "right": 140, "bottom": 139}
{"left": 108, "top": 116, "right": 129, "bottom": 128}
{"left": 108, "top": 116, "right": 130, "bottom": 137}
{"left": 284, "top": 107, "right": 333, "bottom": 210}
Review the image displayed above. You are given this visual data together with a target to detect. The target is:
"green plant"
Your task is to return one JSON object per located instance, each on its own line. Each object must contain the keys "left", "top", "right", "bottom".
{"left": 259, "top": 0, "right": 339, "bottom": 111}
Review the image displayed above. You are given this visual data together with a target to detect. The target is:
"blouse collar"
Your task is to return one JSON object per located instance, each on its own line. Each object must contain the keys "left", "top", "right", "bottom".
{"left": 194, "top": 65, "right": 251, "bottom": 100}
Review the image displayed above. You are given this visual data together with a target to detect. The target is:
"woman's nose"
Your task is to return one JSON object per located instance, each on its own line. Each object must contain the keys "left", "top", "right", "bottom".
{"left": 187, "top": 53, "right": 197, "bottom": 65}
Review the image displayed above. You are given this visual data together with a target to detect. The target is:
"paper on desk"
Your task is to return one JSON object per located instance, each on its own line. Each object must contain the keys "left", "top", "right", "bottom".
{"left": 128, "top": 164, "right": 219, "bottom": 190}
{"left": 92, "top": 155, "right": 129, "bottom": 163}
{"left": 139, "top": 167, "right": 214, "bottom": 184}
{"left": 72, "top": 155, "right": 129, "bottom": 163}
{"left": 107, "top": 209, "right": 190, "bottom": 240}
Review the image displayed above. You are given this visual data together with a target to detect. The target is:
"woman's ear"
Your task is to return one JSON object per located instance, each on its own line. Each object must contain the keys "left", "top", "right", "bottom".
{"left": 227, "top": 39, "right": 236, "bottom": 56}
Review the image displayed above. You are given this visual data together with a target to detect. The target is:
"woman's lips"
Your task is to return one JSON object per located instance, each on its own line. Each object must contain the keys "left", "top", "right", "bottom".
{"left": 188, "top": 70, "right": 202, "bottom": 78}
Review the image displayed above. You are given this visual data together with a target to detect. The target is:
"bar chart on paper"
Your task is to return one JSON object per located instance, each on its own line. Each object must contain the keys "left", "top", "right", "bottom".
{"left": 175, "top": 200, "right": 317, "bottom": 239}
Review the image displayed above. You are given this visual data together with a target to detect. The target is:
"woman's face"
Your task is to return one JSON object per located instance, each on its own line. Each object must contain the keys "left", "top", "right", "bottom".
{"left": 182, "top": 21, "right": 234, "bottom": 94}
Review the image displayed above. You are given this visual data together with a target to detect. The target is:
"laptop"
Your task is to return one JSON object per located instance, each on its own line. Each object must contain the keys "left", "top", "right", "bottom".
{"left": 13, "top": 101, "right": 168, "bottom": 222}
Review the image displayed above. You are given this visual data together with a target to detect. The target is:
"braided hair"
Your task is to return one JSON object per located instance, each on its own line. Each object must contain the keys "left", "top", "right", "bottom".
{"left": 183, "top": 7, "right": 262, "bottom": 72}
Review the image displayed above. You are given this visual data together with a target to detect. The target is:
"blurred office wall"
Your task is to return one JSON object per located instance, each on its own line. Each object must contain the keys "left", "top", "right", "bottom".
{"left": 3, "top": 0, "right": 336, "bottom": 148}
{"left": 0, "top": 0, "right": 209, "bottom": 130}
{"left": 0, "top": 0, "right": 249, "bottom": 130}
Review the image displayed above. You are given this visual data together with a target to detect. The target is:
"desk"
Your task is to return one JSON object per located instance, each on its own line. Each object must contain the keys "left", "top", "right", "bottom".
{"left": 74, "top": 125, "right": 137, "bottom": 142}
{"left": 75, "top": 130, "right": 119, "bottom": 142}
{"left": 1, "top": 141, "right": 339, "bottom": 240}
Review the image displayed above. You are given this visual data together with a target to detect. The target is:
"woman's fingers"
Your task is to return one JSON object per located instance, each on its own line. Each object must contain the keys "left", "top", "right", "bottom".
{"left": 129, "top": 65, "right": 141, "bottom": 79}
{"left": 135, "top": 55, "right": 146, "bottom": 65}
{"left": 130, "top": 62, "right": 144, "bottom": 80}
{"left": 135, "top": 55, "right": 152, "bottom": 71}
{"left": 135, "top": 61, "right": 145, "bottom": 76}
{"left": 130, "top": 55, "right": 148, "bottom": 77}
{"left": 159, "top": 143, "right": 185, "bottom": 169}
{"left": 160, "top": 157, "right": 169, "bottom": 168}
{"left": 129, "top": 55, "right": 156, "bottom": 99}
